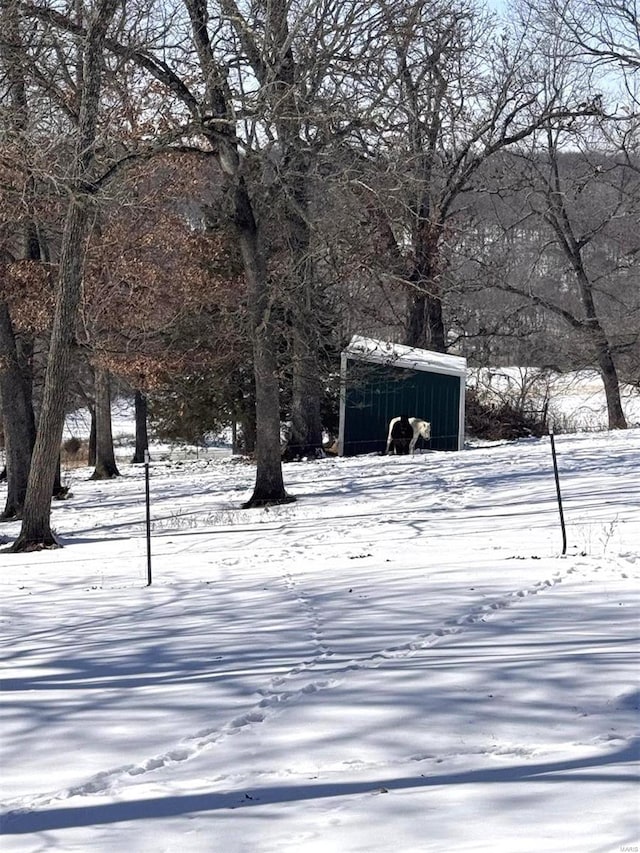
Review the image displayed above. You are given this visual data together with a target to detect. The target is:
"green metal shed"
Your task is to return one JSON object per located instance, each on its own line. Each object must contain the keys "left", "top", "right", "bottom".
{"left": 338, "top": 336, "right": 467, "bottom": 456}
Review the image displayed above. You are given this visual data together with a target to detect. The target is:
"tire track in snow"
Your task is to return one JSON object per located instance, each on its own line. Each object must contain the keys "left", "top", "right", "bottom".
{"left": 1, "top": 559, "right": 588, "bottom": 818}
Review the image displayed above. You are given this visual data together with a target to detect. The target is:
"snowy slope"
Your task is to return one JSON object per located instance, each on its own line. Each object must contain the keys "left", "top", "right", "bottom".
{"left": 1, "top": 430, "right": 639, "bottom": 852}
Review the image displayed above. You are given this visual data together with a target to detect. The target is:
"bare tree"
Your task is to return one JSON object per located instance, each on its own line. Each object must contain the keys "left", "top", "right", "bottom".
{"left": 541, "top": 0, "right": 639, "bottom": 71}
{"left": 474, "top": 1, "right": 639, "bottom": 426}
{"left": 0, "top": 0, "right": 46, "bottom": 519}
{"left": 181, "top": 0, "right": 292, "bottom": 503}
{"left": 10, "top": 0, "right": 119, "bottom": 550}
{"left": 501, "top": 140, "right": 634, "bottom": 428}
{"left": 338, "top": 0, "right": 601, "bottom": 352}
{"left": 16, "top": 0, "right": 292, "bottom": 505}
{"left": 208, "top": 0, "right": 372, "bottom": 458}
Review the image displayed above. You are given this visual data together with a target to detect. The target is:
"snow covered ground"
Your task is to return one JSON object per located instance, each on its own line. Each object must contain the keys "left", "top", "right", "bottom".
{"left": 1, "top": 427, "right": 639, "bottom": 852}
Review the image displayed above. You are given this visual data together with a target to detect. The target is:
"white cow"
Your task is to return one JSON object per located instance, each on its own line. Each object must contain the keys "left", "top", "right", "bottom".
{"left": 386, "top": 416, "right": 431, "bottom": 455}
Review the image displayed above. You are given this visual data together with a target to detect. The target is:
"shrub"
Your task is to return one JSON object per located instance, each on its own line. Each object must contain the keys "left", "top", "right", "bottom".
{"left": 61, "top": 436, "right": 89, "bottom": 467}
{"left": 62, "top": 436, "right": 83, "bottom": 456}
{"left": 466, "top": 389, "right": 547, "bottom": 440}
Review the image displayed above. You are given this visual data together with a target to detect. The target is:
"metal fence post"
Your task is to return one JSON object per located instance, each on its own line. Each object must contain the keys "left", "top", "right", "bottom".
{"left": 145, "top": 450, "right": 152, "bottom": 585}
{"left": 549, "top": 430, "right": 567, "bottom": 556}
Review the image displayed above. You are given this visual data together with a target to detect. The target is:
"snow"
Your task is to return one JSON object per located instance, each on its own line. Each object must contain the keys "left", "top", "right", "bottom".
{"left": 1, "top": 426, "right": 639, "bottom": 851}
{"left": 344, "top": 336, "right": 467, "bottom": 377}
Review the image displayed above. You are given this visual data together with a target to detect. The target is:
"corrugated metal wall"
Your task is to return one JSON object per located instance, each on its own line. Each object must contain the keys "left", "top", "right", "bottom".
{"left": 343, "top": 361, "right": 462, "bottom": 455}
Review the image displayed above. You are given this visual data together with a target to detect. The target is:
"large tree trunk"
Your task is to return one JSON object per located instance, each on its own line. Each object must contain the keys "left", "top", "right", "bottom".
{"left": 10, "top": 0, "right": 118, "bottom": 551}
{"left": 0, "top": 301, "right": 36, "bottom": 520}
{"left": 574, "top": 269, "right": 627, "bottom": 429}
{"left": 592, "top": 328, "right": 627, "bottom": 429}
{"left": 234, "top": 179, "right": 292, "bottom": 507}
{"left": 286, "top": 178, "right": 323, "bottom": 459}
{"left": 131, "top": 389, "right": 149, "bottom": 463}
{"left": 274, "top": 78, "right": 324, "bottom": 458}
{"left": 0, "top": 0, "right": 37, "bottom": 520}
{"left": 90, "top": 367, "right": 120, "bottom": 478}
{"left": 11, "top": 201, "right": 95, "bottom": 548}
{"left": 406, "top": 289, "right": 446, "bottom": 351}
{"left": 406, "top": 219, "right": 447, "bottom": 352}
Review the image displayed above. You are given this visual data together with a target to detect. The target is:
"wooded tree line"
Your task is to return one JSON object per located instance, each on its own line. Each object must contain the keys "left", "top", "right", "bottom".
{"left": 0, "top": 0, "right": 638, "bottom": 549}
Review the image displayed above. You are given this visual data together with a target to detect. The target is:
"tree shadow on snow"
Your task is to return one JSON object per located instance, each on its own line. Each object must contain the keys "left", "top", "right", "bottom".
{"left": 2, "top": 738, "right": 638, "bottom": 835}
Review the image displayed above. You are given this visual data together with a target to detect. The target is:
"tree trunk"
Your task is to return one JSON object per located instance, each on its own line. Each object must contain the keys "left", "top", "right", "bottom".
{"left": 290, "top": 327, "right": 323, "bottom": 458}
{"left": 131, "top": 389, "right": 149, "bottom": 463}
{"left": 53, "top": 456, "right": 66, "bottom": 499}
{"left": 88, "top": 403, "right": 96, "bottom": 466}
{"left": 10, "top": 0, "right": 118, "bottom": 551}
{"left": 406, "top": 220, "right": 447, "bottom": 352}
{"left": 287, "top": 214, "right": 323, "bottom": 459}
{"left": 0, "top": 301, "right": 36, "bottom": 520}
{"left": 238, "top": 407, "right": 256, "bottom": 454}
{"left": 573, "top": 268, "right": 627, "bottom": 430}
{"left": 10, "top": 200, "right": 94, "bottom": 548}
{"left": 90, "top": 367, "right": 120, "bottom": 478}
{"left": 0, "top": 0, "right": 38, "bottom": 520}
{"left": 235, "top": 179, "right": 292, "bottom": 507}
{"left": 286, "top": 172, "right": 324, "bottom": 458}
{"left": 406, "top": 290, "right": 446, "bottom": 352}
{"left": 278, "top": 158, "right": 323, "bottom": 457}
{"left": 593, "top": 331, "right": 627, "bottom": 429}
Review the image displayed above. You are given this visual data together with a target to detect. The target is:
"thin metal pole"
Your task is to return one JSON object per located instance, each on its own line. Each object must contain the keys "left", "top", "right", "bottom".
{"left": 144, "top": 450, "right": 152, "bottom": 585}
{"left": 549, "top": 430, "right": 567, "bottom": 556}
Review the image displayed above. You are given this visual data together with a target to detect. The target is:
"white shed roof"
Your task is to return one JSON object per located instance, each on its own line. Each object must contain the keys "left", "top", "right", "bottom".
{"left": 343, "top": 336, "right": 467, "bottom": 378}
